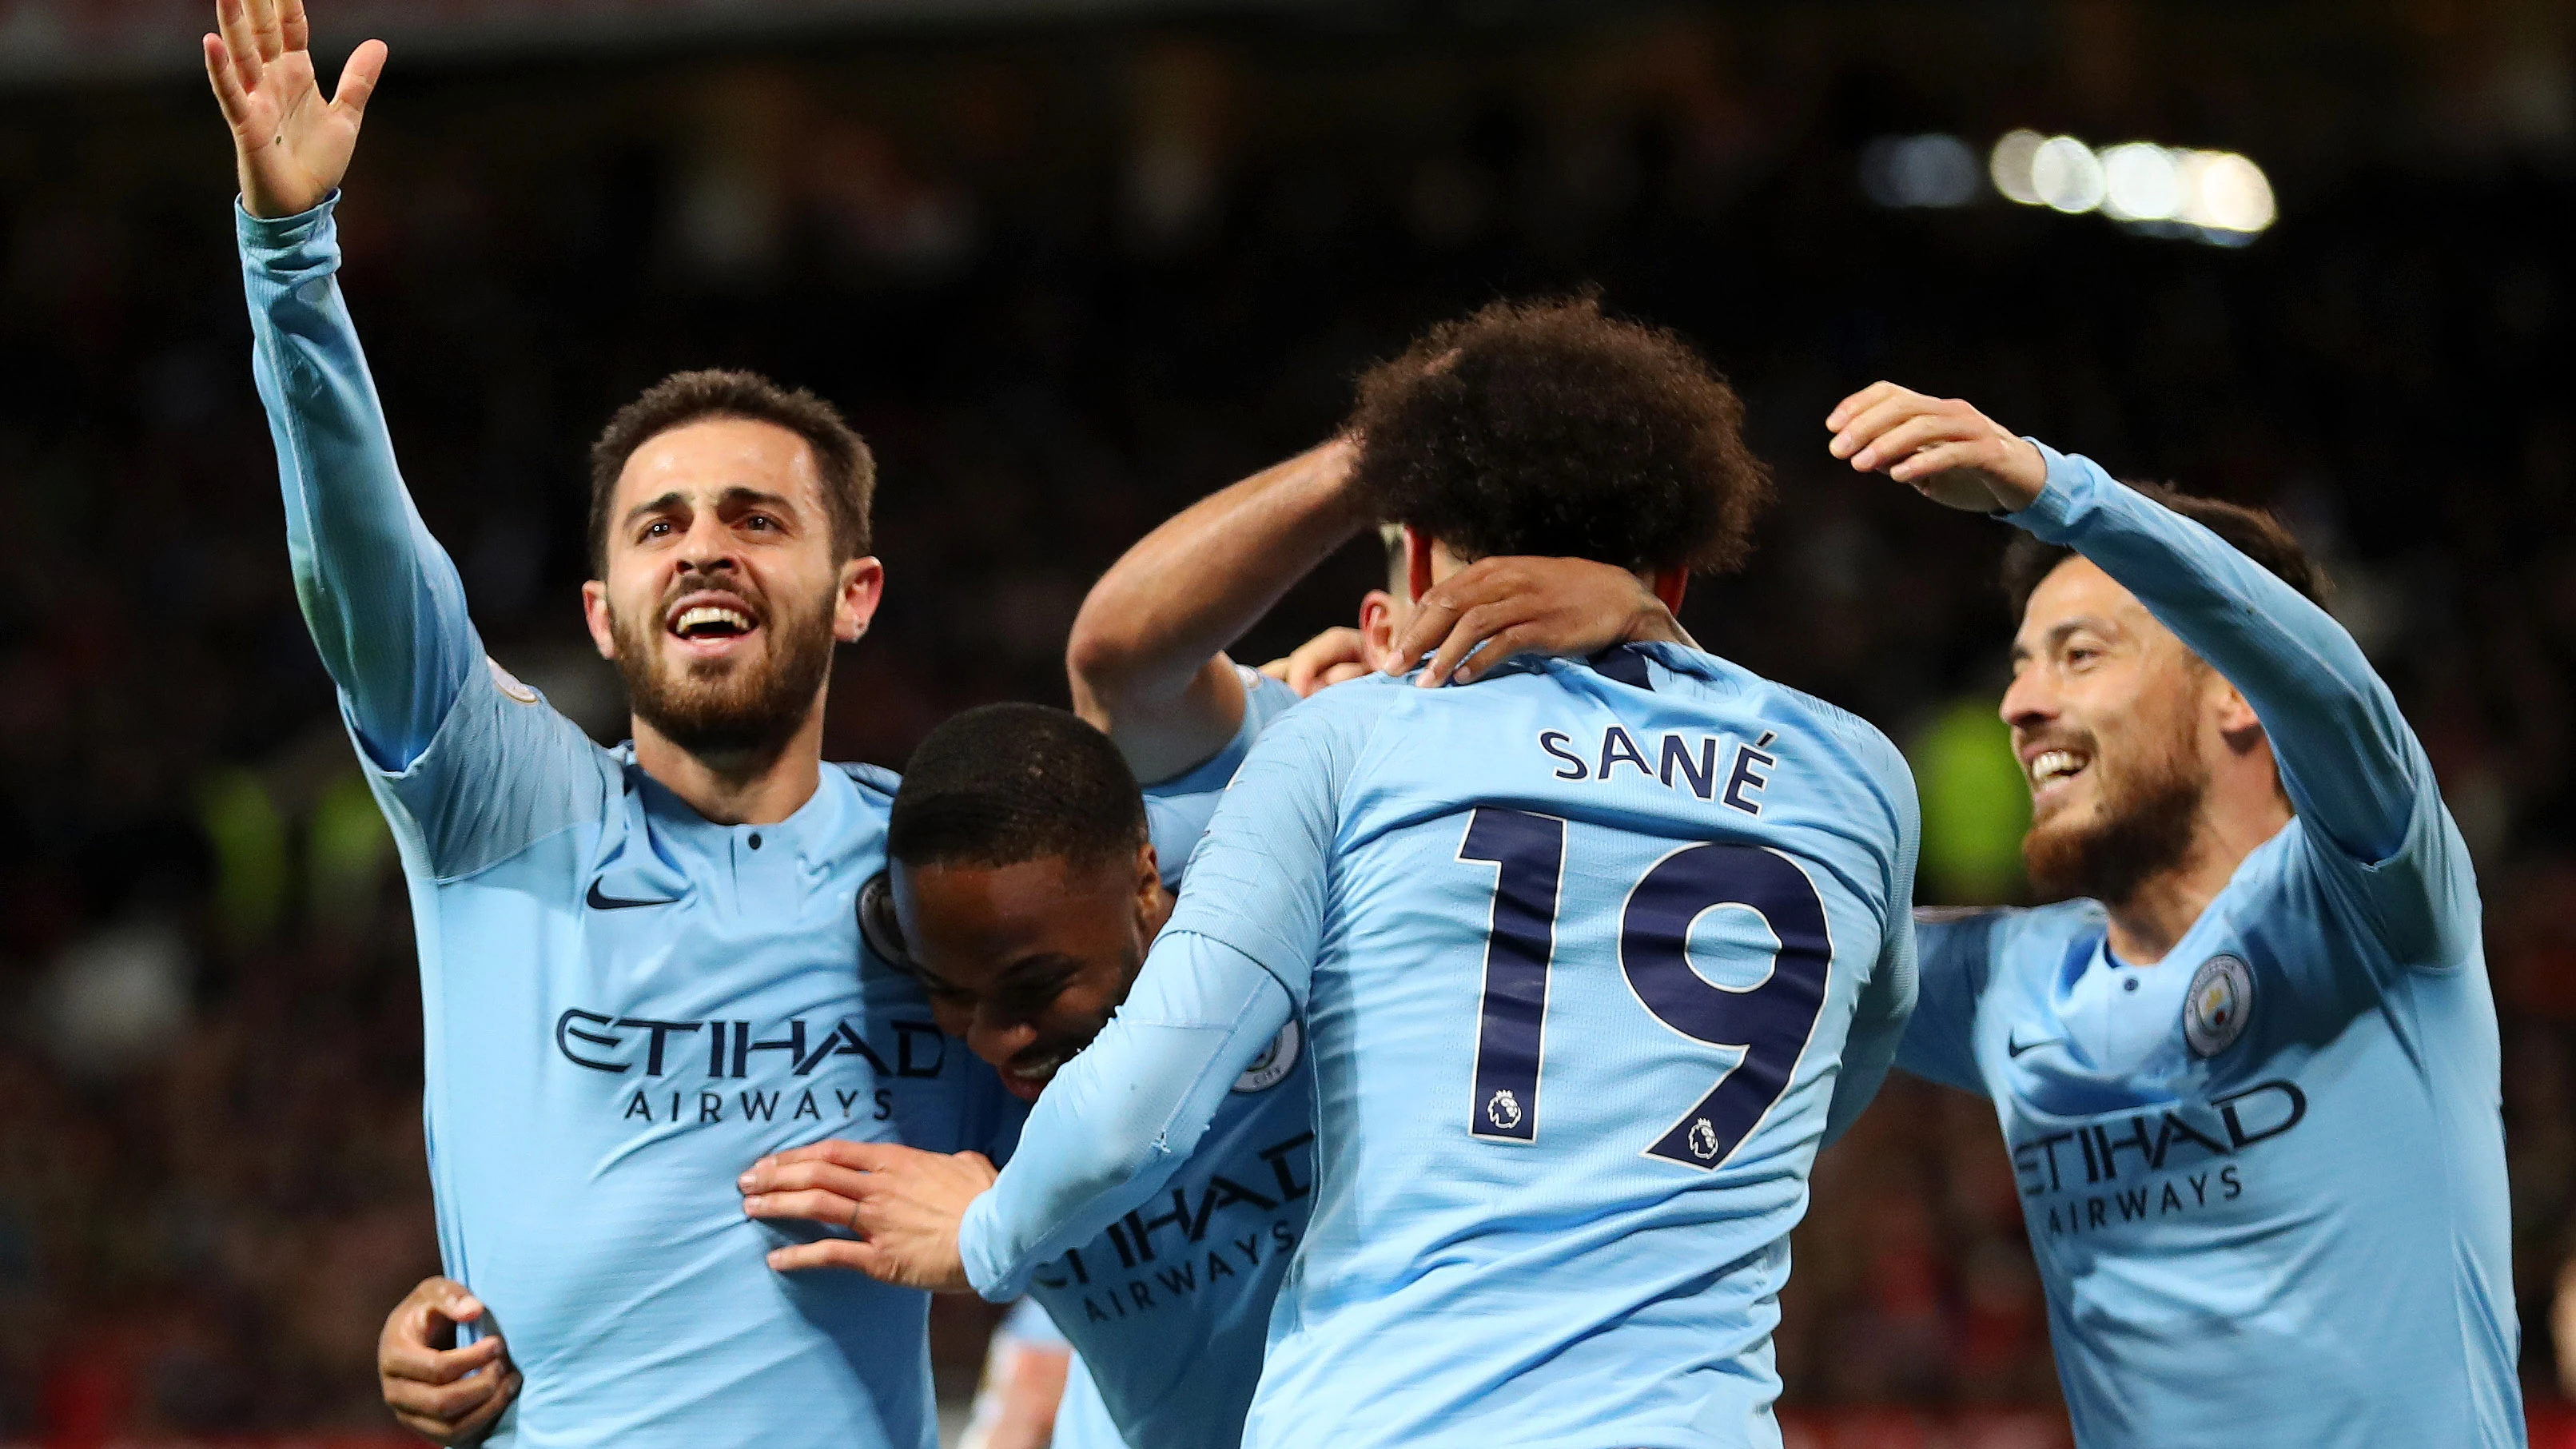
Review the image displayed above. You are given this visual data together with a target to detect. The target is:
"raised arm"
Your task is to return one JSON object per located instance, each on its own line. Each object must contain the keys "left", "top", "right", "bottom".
{"left": 1067, "top": 440, "right": 1368, "bottom": 782}
{"left": 210, "top": 1, "right": 474, "bottom": 770}
{"left": 1826, "top": 383, "right": 2422, "bottom": 867}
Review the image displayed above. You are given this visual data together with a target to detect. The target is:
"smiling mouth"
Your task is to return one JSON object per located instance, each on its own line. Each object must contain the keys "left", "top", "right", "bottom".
{"left": 2028, "top": 747, "right": 2091, "bottom": 801}
{"left": 664, "top": 595, "right": 762, "bottom": 650}
{"left": 1001, "top": 1039, "right": 1096, "bottom": 1101}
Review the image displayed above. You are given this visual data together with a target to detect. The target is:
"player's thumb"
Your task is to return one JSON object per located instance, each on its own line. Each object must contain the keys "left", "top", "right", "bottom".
{"left": 432, "top": 1280, "right": 486, "bottom": 1326}
{"left": 333, "top": 39, "right": 388, "bottom": 117}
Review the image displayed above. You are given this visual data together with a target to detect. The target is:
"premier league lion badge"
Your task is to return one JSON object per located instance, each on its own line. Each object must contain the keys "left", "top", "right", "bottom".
{"left": 2183, "top": 953, "right": 2253, "bottom": 1057}
{"left": 1232, "top": 1020, "right": 1302, "bottom": 1093}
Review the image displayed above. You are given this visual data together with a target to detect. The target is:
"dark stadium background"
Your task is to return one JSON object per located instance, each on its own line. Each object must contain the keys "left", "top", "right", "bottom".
{"left": 0, "top": 1, "right": 2570, "bottom": 1443}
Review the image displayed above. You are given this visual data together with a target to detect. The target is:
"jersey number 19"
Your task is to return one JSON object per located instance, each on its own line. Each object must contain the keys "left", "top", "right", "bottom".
{"left": 1457, "top": 806, "right": 1832, "bottom": 1169}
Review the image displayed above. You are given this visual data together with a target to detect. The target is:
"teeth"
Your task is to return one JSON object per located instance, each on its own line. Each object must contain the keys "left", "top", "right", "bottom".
{"left": 673, "top": 605, "right": 753, "bottom": 635}
{"left": 2029, "top": 749, "right": 2088, "bottom": 785}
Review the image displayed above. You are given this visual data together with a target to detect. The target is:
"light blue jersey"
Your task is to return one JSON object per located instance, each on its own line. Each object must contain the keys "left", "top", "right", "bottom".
{"left": 1034, "top": 668, "right": 1316, "bottom": 1449}
{"left": 958, "top": 643, "right": 1921, "bottom": 1449}
{"left": 240, "top": 197, "right": 1021, "bottom": 1449}
{"left": 1897, "top": 448, "right": 2520, "bottom": 1448}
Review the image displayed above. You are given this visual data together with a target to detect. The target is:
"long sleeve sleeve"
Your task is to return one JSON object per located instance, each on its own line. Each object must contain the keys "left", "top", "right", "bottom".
{"left": 2011, "top": 446, "right": 2419, "bottom": 867}
{"left": 241, "top": 195, "right": 477, "bottom": 771}
{"left": 2009, "top": 446, "right": 2472, "bottom": 967}
{"left": 956, "top": 937, "right": 1293, "bottom": 1300}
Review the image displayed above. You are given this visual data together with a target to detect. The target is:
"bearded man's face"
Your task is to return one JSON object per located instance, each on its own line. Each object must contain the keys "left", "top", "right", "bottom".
{"left": 582, "top": 417, "right": 877, "bottom": 761}
{"left": 2004, "top": 558, "right": 2216, "bottom": 908}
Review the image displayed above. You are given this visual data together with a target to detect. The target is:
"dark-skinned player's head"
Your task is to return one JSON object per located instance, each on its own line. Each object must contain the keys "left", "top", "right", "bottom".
{"left": 1344, "top": 297, "right": 1772, "bottom": 613}
{"left": 579, "top": 369, "right": 882, "bottom": 765}
{"left": 878, "top": 703, "right": 1168, "bottom": 1103}
{"left": 1998, "top": 484, "right": 2325, "bottom": 910}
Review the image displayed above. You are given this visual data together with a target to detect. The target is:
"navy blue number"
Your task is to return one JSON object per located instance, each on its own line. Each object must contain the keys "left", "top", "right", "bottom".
{"left": 1459, "top": 814, "right": 1831, "bottom": 1168}
{"left": 1458, "top": 807, "right": 1565, "bottom": 1142}
{"left": 1621, "top": 844, "right": 1830, "bottom": 1169}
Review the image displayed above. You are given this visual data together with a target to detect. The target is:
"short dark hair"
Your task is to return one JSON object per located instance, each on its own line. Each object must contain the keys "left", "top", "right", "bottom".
{"left": 1344, "top": 298, "right": 1772, "bottom": 575}
{"left": 887, "top": 703, "right": 1148, "bottom": 873}
{"left": 2002, "top": 481, "right": 2328, "bottom": 615}
{"left": 587, "top": 368, "right": 875, "bottom": 577}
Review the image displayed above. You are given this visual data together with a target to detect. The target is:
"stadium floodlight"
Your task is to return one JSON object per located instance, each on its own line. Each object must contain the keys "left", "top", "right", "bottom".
{"left": 1990, "top": 129, "right": 2275, "bottom": 244}
{"left": 2030, "top": 136, "right": 2108, "bottom": 213}
{"left": 2180, "top": 151, "right": 2277, "bottom": 235}
{"left": 2099, "top": 142, "right": 2184, "bottom": 221}
{"left": 1989, "top": 129, "right": 2046, "bottom": 205}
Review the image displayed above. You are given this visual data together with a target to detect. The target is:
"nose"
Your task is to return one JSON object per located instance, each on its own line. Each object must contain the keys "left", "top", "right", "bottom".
{"left": 675, "top": 515, "right": 740, "bottom": 577}
{"left": 968, "top": 1013, "right": 1037, "bottom": 1072}
{"left": 2001, "top": 663, "right": 2056, "bottom": 734}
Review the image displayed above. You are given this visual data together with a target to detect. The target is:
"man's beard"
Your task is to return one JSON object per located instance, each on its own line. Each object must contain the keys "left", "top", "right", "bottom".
{"left": 612, "top": 581, "right": 838, "bottom": 760}
{"left": 2021, "top": 719, "right": 2206, "bottom": 910}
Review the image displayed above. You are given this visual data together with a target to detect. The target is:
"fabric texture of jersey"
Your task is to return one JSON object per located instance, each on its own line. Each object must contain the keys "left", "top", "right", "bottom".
{"left": 1040, "top": 669, "right": 1317, "bottom": 1449}
{"left": 241, "top": 197, "right": 1021, "bottom": 1449}
{"left": 962, "top": 643, "right": 1919, "bottom": 1449}
{"left": 1896, "top": 447, "right": 2519, "bottom": 1449}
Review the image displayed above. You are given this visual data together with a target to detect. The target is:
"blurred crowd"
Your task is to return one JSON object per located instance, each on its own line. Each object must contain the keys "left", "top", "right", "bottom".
{"left": 0, "top": 2, "right": 2569, "bottom": 1439}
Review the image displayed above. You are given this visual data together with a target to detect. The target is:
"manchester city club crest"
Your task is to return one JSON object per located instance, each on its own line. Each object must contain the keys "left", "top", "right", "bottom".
{"left": 2183, "top": 953, "right": 2254, "bottom": 1057}
{"left": 1232, "top": 1020, "right": 1302, "bottom": 1093}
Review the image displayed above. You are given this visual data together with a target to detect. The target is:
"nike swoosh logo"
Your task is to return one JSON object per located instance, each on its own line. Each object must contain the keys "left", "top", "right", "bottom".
{"left": 2007, "top": 1034, "right": 2063, "bottom": 1059}
{"left": 587, "top": 880, "right": 682, "bottom": 910}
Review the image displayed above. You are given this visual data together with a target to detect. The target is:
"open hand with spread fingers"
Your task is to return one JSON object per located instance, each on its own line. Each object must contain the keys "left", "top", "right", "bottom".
{"left": 739, "top": 1139, "right": 996, "bottom": 1293}
{"left": 1825, "top": 382, "right": 2048, "bottom": 514}
{"left": 202, "top": 0, "right": 387, "bottom": 218}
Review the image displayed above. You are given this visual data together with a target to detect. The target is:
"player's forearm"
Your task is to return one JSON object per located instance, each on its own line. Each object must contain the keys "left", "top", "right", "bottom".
{"left": 2013, "top": 445, "right": 2420, "bottom": 863}
{"left": 241, "top": 196, "right": 477, "bottom": 770}
{"left": 958, "top": 936, "right": 1292, "bottom": 1300}
{"left": 1067, "top": 440, "right": 1364, "bottom": 772}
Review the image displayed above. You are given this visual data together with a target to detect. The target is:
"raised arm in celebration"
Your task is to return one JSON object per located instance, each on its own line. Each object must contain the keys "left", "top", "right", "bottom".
{"left": 208, "top": 0, "right": 474, "bottom": 771}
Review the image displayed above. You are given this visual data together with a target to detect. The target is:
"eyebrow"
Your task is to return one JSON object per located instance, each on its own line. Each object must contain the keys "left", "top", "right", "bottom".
{"left": 619, "top": 486, "right": 801, "bottom": 533}
{"left": 2011, "top": 616, "right": 2112, "bottom": 663}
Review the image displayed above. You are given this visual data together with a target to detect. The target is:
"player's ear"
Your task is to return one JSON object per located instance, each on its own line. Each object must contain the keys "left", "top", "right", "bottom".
{"left": 1649, "top": 566, "right": 1688, "bottom": 617}
{"left": 1131, "top": 842, "right": 1169, "bottom": 936}
{"left": 1403, "top": 527, "right": 1435, "bottom": 605}
{"left": 834, "top": 555, "right": 886, "bottom": 643}
{"left": 1357, "top": 590, "right": 1403, "bottom": 673}
{"left": 581, "top": 580, "right": 618, "bottom": 660}
{"left": 2211, "top": 673, "right": 2265, "bottom": 751}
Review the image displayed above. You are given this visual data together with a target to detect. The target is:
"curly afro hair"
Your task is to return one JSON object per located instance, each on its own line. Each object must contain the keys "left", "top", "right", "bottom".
{"left": 1344, "top": 298, "right": 1772, "bottom": 575}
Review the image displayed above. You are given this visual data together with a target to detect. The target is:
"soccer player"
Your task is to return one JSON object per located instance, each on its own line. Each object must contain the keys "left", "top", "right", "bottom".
{"left": 1825, "top": 382, "right": 2522, "bottom": 1447}
{"left": 205, "top": 4, "right": 1019, "bottom": 1444}
{"left": 774, "top": 300, "right": 1925, "bottom": 1448}
{"left": 735, "top": 440, "right": 1684, "bottom": 1448}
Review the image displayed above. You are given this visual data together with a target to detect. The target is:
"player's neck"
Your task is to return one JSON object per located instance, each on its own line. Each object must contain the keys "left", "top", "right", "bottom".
{"left": 630, "top": 704, "right": 829, "bottom": 826}
{"left": 2103, "top": 782, "right": 2293, "bottom": 964}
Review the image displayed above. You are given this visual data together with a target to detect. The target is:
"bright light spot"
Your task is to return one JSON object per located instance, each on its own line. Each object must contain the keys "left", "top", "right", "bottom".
{"left": 2182, "top": 151, "right": 2276, "bottom": 234}
{"left": 2030, "top": 136, "right": 2106, "bottom": 213}
{"left": 1990, "top": 129, "right": 2275, "bottom": 242}
{"left": 1989, "top": 129, "right": 2044, "bottom": 205}
{"left": 1862, "top": 133, "right": 1982, "bottom": 208}
{"left": 2099, "top": 142, "right": 2183, "bottom": 221}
